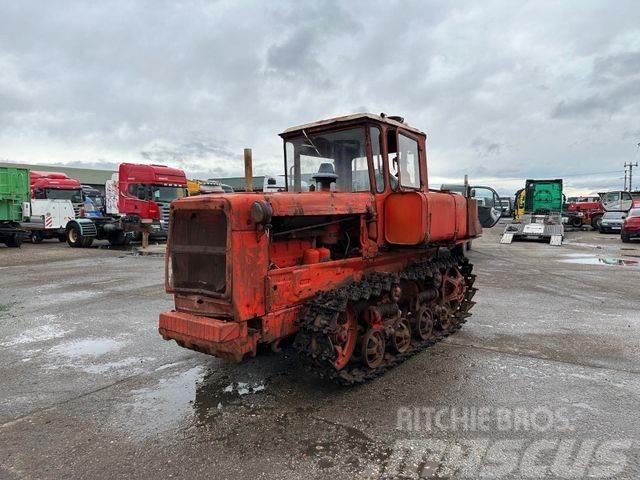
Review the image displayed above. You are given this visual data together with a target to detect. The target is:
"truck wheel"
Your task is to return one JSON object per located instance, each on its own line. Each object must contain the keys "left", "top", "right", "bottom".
{"left": 30, "top": 231, "right": 43, "bottom": 244}
{"left": 82, "top": 237, "right": 94, "bottom": 248}
{"left": 108, "top": 231, "right": 130, "bottom": 246}
{"left": 67, "top": 224, "right": 85, "bottom": 248}
{"left": 6, "top": 234, "right": 22, "bottom": 248}
{"left": 569, "top": 217, "right": 583, "bottom": 228}
{"left": 591, "top": 215, "right": 603, "bottom": 230}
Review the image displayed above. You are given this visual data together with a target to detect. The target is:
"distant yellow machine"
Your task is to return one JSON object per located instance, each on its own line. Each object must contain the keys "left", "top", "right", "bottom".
{"left": 514, "top": 188, "right": 526, "bottom": 221}
{"left": 187, "top": 179, "right": 231, "bottom": 195}
{"left": 187, "top": 179, "right": 202, "bottom": 196}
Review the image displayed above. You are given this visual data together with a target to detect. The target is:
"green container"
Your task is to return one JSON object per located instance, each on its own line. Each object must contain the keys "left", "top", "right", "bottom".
{"left": 0, "top": 167, "right": 29, "bottom": 222}
{"left": 524, "top": 179, "right": 563, "bottom": 214}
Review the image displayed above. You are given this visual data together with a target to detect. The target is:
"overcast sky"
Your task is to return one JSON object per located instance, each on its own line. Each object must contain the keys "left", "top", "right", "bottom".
{"left": 1, "top": 0, "right": 640, "bottom": 195}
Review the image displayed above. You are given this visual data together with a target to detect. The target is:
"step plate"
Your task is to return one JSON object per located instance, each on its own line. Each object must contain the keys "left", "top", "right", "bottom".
{"left": 500, "top": 233, "right": 514, "bottom": 244}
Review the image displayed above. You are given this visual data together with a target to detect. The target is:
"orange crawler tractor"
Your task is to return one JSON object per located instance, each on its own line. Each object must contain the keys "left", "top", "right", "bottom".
{"left": 159, "top": 114, "right": 500, "bottom": 383}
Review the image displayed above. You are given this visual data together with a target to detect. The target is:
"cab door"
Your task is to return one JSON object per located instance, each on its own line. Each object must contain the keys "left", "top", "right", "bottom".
{"left": 383, "top": 128, "right": 429, "bottom": 245}
{"left": 470, "top": 185, "right": 502, "bottom": 228}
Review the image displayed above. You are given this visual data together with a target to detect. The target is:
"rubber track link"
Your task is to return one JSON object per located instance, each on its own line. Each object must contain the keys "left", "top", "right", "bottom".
{"left": 294, "top": 252, "right": 476, "bottom": 385}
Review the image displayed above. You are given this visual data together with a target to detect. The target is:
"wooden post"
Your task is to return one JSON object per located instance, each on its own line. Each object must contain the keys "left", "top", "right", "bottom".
{"left": 244, "top": 148, "right": 253, "bottom": 192}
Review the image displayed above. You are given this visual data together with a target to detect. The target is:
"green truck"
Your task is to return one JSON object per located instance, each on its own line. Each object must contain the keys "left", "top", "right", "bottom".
{"left": 524, "top": 179, "right": 564, "bottom": 215}
{"left": 501, "top": 179, "right": 564, "bottom": 246}
{"left": 0, "top": 166, "right": 29, "bottom": 247}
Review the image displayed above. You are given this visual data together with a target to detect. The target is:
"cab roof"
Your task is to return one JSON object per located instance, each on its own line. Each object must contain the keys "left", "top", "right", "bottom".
{"left": 279, "top": 113, "right": 425, "bottom": 137}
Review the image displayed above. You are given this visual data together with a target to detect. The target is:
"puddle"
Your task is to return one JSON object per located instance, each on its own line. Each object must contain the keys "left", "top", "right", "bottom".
{"left": 0, "top": 319, "right": 66, "bottom": 347}
{"left": 48, "top": 338, "right": 122, "bottom": 357}
{"left": 559, "top": 255, "right": 639, "bottom": 267}
{"left": 82, "top": 356, "right": 145, "bottom": 374}
{"left": 111, "top": 366, "right": 205, "bottom": 438}
{"left": 97, "top": 244, "right": 137, "bottom": 251}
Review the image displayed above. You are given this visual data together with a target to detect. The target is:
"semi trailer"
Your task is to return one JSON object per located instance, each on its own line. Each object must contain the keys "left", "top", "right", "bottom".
{"left": 66, "top": 163, "right": 187, "bottom": 247}
{"left": 0, "top": 167, "right": 29, "bottom": 247}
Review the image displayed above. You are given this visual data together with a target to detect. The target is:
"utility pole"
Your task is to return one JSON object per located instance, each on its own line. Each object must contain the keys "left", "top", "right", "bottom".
{"left": 624, "top": 169, "right": 628, "bottom": 191}
{"left": 625, "top": 162, "right": 638, "bottom": 191}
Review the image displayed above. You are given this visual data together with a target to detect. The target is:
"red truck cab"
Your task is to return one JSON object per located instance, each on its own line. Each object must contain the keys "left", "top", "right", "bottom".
{"left": 117, "top": 163, "right": 188, "bottom": 230}
{"left": 29, "top": 171, "right": 83, "bottom": 216}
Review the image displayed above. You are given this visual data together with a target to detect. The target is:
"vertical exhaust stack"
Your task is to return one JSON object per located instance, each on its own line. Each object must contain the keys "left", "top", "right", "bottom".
{"left": 244, "top": 148, "right": 253, "bottom": 193}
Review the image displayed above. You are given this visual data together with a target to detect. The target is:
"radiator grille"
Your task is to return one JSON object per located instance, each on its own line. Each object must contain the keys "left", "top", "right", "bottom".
{"left": 159, "top": 202, "right": 171, "bottom": 233}
{"left": 170, "top": 209, "right": 227, "bottom": 295}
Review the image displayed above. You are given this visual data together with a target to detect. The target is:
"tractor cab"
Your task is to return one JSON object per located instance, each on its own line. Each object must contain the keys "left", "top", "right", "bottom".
{"left": 280, "top": 113, "right": 425, "bottom": 196}
{"left": 280, "top": 113, "right": 500, "bottom": 230}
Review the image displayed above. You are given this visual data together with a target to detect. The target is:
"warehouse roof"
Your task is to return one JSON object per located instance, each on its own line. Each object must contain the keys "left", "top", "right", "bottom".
{"left": 0, "top": 161, "right": 115, "bottom": 186}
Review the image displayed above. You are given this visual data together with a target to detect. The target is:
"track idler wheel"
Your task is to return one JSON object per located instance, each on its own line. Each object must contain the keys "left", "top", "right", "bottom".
{"left": 392, "top": 318, "right": 412, "bottom": 353}
{"left": 361, "top": 328, "right": 386, "bottom": 369}
{"left": 434, "top": 305, "right": 453, "bottom": 331}
{"left": 413, "top": 306, "right": 435, "bottom": 340}
{"left": 330, "top": 308, "right": 358, "bottom": 370}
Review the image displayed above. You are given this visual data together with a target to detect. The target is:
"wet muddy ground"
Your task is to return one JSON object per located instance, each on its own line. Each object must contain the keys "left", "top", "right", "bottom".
{"left": 1, "top": 228, "right": 639, "bottom": 479}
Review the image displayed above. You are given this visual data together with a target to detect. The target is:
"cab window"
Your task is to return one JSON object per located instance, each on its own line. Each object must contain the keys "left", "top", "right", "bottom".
{"left": 398, "top": 134, "right": 420, "bottom": 189}
{"left": 285, "top": 127, "right": 370, "bottom": 192}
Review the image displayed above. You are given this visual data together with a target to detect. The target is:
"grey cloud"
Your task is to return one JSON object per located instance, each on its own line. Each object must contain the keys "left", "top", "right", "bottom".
{"left": 1, "top": 0, "right": 640, "bottom": 194}
{"left": 471, "top": 137, "right": 502, "bottom": 157}
{"left": 593, "top": 51, "right": 640, "bottom": 82}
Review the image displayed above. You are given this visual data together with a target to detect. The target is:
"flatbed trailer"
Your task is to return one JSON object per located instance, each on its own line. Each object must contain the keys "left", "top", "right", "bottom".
{"left": 501, "top": 213, "right": 564, "bottom": 245}
{"left": 501, "top": 179, "right": 564, "bottom": 246}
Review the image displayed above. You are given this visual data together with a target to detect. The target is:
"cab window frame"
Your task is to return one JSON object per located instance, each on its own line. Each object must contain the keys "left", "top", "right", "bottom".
{"left": 390, "top": 129, "right": 423, "bottom": 191}
{"left": 367, "top": 124, "right": 386, "bottom": 194}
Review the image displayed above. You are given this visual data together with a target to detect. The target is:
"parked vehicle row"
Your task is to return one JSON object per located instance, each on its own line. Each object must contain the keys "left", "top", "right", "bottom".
{"left": 0, "top": 163, "right": 188, "bottom": 248}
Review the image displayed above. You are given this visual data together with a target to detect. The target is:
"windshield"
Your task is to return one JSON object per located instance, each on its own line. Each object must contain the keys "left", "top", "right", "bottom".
{"left": 92, "top": 195, "right": 104, "bottom": 207}
{"left": 604, "top": 212, "right": 625, "bottom": 219}
{"left": 46, "top": 188, "right": 83, "bottom": 203}
{"left": 152, "top": 186, "right": 187, "bottom": 202}
{"left": 628, "top": 208, "right": 640, "bottom": 217}
{"left": 85, "top": 193, "right": 104, "bottom": 207}
{"left": 285, "top": 127, "right": 369, "bottom": 192}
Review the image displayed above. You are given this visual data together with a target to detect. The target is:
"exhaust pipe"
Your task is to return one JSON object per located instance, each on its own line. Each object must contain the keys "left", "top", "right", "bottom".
{"left": 244, "top": 148, "right": 253, "bottom": 193}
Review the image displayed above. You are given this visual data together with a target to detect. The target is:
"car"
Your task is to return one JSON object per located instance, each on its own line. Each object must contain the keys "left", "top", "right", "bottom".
{"left": 621, "top": 208, "right": 640, "bottom": 242}
{"left": 599, "top": 211, "right": 626, "bottom": 233}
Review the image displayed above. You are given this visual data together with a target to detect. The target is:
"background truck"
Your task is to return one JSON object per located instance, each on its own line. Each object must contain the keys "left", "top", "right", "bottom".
{"left": 0, "top": 166, "right": 29, "bottom": 247}
{"left": 564, "top": 195, "right": 603, "bottom": 229}
{"left": 502, "top": 179, "right": 564, "bottom": 246}
{"left": 66, "top": 163, "right": 187, "bottom": 248}
{"left": 21, "top": 170, "right": 81, "bottom": 243}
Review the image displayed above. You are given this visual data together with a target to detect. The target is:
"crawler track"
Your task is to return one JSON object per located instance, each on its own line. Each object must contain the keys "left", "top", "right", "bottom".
{"left": 294, "top": 252, "right": 476, "bottom": 384}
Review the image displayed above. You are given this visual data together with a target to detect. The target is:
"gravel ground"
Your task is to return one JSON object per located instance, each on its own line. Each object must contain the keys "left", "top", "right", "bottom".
{"left": 1, "top": 225, "right": 639, "bottom": 479}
